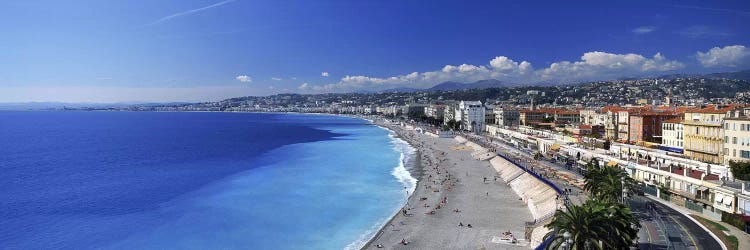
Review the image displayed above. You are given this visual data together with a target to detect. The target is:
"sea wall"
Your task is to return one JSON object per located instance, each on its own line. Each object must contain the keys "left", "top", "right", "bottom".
{"left": 489, "top": 156, "right": 559, "bottom": 248}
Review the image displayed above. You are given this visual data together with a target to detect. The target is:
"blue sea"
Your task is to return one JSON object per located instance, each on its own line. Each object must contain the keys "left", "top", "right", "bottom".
{"left": 0, "top": 112, "right": 416, "bottom": 250}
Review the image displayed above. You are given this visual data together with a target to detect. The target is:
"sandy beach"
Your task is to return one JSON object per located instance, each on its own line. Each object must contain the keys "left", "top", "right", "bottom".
{"left": 363, "top": 120, "right": 534, "bottom": 249}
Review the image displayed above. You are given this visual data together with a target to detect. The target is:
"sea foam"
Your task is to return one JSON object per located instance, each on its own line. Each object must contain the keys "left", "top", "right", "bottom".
{"left": 344, "top": 127, "right": 417, "bottom": 250}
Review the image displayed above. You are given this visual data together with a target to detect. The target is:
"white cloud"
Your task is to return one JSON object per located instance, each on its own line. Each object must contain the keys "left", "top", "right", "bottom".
{"left": 632, "top": 26, "right": 656, "bottom": 34}
{"left": 310, "top": 50, "right": 683, "bottom": 92}
{"left": 235, "top": 75, "right": 252, "bottom": 83}
{"left": 321, "top": 72, "right": 329, "bottom": 77}
{"left": 696, "top": 45, "right": 750, "bottom": 67}
{"left": 271, "top": 77, "right": 282, "bottom": 81}
{"left": 298, "top": 82, "right": 309, "bottom": 89}
{"left": 539, "top": 52, "right": 683, "bottom": 81}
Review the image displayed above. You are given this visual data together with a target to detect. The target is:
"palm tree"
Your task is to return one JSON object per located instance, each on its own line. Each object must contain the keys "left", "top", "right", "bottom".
{"left": 544, "top": 199, "right": 639, "bottom": 249}
{"left": 583, "top": 160, "right": 635, "bottom": 204}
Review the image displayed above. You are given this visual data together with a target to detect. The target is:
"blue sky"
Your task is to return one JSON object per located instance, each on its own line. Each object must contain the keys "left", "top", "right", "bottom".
{"left": 1, "top": 0, "right": 749, "bottom": 102}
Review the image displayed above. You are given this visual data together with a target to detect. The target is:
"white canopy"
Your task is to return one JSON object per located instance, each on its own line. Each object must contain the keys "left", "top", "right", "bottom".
{"left": 724, "top": 195, "right": 733, "bottom": 206}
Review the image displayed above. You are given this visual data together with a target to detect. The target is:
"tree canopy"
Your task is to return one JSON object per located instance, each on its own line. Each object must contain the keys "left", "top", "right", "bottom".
{"left": 729, "top": 160, "right": 750, "bottom": 181}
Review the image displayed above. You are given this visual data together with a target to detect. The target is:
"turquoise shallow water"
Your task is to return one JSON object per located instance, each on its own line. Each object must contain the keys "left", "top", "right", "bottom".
{"left": 0, "top": 112, "right": 415, "bottom": 249}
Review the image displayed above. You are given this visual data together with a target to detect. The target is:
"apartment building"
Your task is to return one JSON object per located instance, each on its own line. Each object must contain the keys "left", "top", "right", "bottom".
{"left": 520, "top": 109, "right": 547, "bottom": 126}
{"left": 443, "top": 103, "right": 456, "bottom": 125}
{"left": 402, "top": 103, "right": 427, "bottom": 118}
{"left": 603, "top": 106, "right": 624, "bottom": 140}
{"left": 493, "top": 107, "right": 520, "bottom": 128}
{"left": 724, "top": 108, "right": 750, "bottom": 165}
{"left": 661, "top": 118, "right": 684, "bottom": 153}
{"left": 617, "top": 110, "right": 631, "bottom": 143}
{"left": 684, "top": 104, "right": 741, "bottom": 164}
{"left": 456, "top": 101, "right": 485, "bottom": 132}
{"left": 628, "top": 111, "right": 682, "bottom": 144}
{"left": 580, "top": 109, "right": 606, "bottom": 126}
{"left": 424, "top": 104, "right": 446, "bottom": 120}
{"left": 554, "top": 110, "right": 581, "bottom": 124}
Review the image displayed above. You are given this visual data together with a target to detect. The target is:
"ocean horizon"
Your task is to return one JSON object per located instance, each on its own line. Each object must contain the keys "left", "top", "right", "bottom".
{"left": 0, "top": 111, "right": 416, "bottom": 249}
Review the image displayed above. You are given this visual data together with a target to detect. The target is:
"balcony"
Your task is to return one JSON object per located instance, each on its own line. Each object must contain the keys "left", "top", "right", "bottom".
{"left": 683, "top": 120, "right": 722, "bottom": 127}
{"left": 684, "top": 147, "right": 720, "bottom": 155}
{"left": 671, "top": 189, "right": 712, "bottom": 204}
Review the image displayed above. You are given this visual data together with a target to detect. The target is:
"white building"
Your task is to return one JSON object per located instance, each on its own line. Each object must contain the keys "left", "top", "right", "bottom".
{"left": 723, "top": 108, "right": 750, "bottom": 165}
{"left": 580, "top": 109, "right": 606, "bottom": 126}
{"left": 493, "top": 107, "right": 520, "bottom": 128}
{"left": 661, "top": 118, "right": 684, "bottom": 153}
{"left": 424, "top": 104, "right": 446, "bottom": 120}
{"left": 456, "top": 101, "right": 485, "bottom": 132}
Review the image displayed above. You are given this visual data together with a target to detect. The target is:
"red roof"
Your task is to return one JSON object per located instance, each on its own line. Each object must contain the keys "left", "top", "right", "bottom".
{"left": 690, "top": 104, "right": 743, "bottom": 114}
{"left": 669, "top": 167, "right": 720, "bottom": 180}
{"left": 601, "top": 106, "right": 626, "bottom": 113}
{"left": 662, "top": 118, "right": 684, "bottom": 124}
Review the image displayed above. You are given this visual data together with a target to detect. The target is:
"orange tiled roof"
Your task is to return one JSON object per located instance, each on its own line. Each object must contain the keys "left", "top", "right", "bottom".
{"left": 662, "top": 118, "right": 684, "bottom": 124}
{"left": 690, "top": 104, "right": 743, "bottom": 114}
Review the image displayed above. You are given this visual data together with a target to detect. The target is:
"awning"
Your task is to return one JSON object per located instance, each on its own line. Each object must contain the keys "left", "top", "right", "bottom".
{"left": 577, "top": 160, "right": 588, "bottom": 166}
{"left": 716, "top": 194, "right": 724, "bottom": 203}
{"left": 550, "top": 144, "right": 560, "bottom": 151}
{"left": 697, "top": 187, "right": 708, "bottom": 192}
{"left": 607, "top": 160, "right": 618, "bottom": 167}
{"left": 724, "top": 195, "right": 733, "bottom": 206}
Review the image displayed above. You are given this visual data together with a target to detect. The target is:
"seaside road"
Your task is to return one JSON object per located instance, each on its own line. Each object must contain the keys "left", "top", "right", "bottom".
{"left": 641, "top": 195, "right": 722, "bottom": 250}
{"left": 364, "top": 124, "right": 532, "bottom": 249}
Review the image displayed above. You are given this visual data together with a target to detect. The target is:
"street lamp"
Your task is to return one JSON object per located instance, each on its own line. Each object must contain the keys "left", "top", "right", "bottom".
{"left": 621, "top": 176, "right": 628, "bottom": 204}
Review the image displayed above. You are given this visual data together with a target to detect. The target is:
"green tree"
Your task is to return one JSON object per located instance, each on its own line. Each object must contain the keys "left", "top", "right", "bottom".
{"left": 544, "top": 199, "right": 640, "bottom": 250}
{"left": 728, "top": 160, "right": 750, "bottom": 181}
{"left": 446, "top": 119, "right": 459, "bottom": 130}
{"left": 583, "top": 160, "right": 635, "bottom": 204}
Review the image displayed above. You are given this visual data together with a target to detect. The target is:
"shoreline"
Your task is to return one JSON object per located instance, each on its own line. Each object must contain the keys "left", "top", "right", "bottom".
{"left": 360, "top": 119, "right": 423, "bottom": 249}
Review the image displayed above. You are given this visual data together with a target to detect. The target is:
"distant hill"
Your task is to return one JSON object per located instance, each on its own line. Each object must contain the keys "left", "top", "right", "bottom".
{"left": 655, "top": 69, "right": 750, "bottom": 81}
{"left": 379, "top": 79, "right": 511, "bottom": 93}
{"left": 705, "top": 69, "right": 750, "bottom": 81}
{"left": 376, "top": 87, "right": 422, "bottom": 93}
{"left": 0, "top": 102, "right": 192, "bottom": 111}
{"left": 427, "top": 81, "right": 466, "bottom": 91}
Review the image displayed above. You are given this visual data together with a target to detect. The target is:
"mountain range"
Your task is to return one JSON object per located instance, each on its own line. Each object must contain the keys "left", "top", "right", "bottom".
{"left": 378, "top": 69, "right": 750, "bottom": 93}
{"left": 379, "top": 79, "right": 513, "bottom": 93}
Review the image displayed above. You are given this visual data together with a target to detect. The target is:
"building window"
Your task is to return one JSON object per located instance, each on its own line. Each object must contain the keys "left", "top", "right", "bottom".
{"left": 734, "top": 137, "right": 738, "bottom": 144}
{"left": 741, "top": 150, "right": 750, "bottom": 159}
